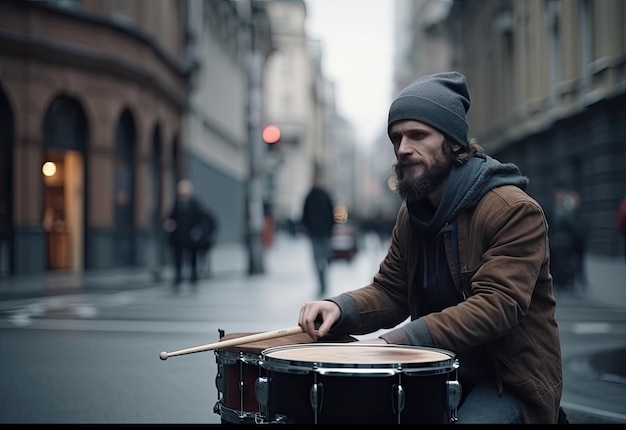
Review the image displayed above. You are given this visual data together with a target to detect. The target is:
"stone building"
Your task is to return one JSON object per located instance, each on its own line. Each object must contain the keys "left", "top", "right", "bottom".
{"left": 393, "top": 0, "right": 626, "bottom": 258}
{"left": 0, "top": 0, "right": 188, "bottom": 275}
{"left": 262, "top": 0, "right": 327, "bottom": 227}
{"left": 0, "top": 0, "right": 273, "bottom": 277}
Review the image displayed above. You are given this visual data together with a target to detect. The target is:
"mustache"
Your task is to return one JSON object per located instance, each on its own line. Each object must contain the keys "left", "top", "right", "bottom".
{"left": 395, "top": 160, "right": 419, "bottom": 169}
{"left": 394, "top": 158, "right": 421, "bottom": 176}
{"left": 395, "top": 154, "right": 423, "bottom": 168}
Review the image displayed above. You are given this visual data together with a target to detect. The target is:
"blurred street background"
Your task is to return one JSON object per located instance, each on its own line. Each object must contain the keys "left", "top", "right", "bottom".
{"left": 1, "top": 0, "right": 626, "bottom": 425}
{"left": 1, "top": 231, "right": 625, "bottom": 424}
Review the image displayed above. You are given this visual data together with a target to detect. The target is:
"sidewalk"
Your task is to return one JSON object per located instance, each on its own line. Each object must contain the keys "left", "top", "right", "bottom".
{"left": 0, "top": 242, "right": 250, "bottom": 300}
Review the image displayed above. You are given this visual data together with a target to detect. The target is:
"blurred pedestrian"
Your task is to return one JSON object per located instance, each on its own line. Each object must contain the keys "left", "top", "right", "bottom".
{"left": 301, "top": 173, "right": 336, "bottom": 296}
{"left": 197, "top": 207, "right": 218, "bottom": 279}
{"left": 616, "top": 192, "right": 626, "bottom": 265}
{"left": 297, "top": 71, "right": 564, "bottom": 423}
{"left": 163, "top": 179, "right": 216, "bottom": 290}
{"left": 569, "top": 191, "right": 589, "bottom": 288}
{"left": 0, "top": 225, "right": 8, "bottom": 277}
{"left": 546, "top": 183, "right": 586, "bottom": 291}
{"left": 1, "top": 194, "right": 11, "bottom": 277}
{"left": 262, "top": 200, "right": 275, "bottom": 249}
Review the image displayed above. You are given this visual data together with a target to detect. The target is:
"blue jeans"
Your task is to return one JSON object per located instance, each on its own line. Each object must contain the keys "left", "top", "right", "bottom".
{"left": 456, "top": 381, "right": 523, "bottom": 423}
{"left": 173, "top": 246, "right": 198, "bottom": 284}
{"left": 309, "top": 235, "right": 331, "bottom": 294}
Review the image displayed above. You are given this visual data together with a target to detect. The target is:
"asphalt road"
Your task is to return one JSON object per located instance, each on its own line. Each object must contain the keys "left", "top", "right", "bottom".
{"left": 0, "top": 232, "right": 625, "bottom": 424}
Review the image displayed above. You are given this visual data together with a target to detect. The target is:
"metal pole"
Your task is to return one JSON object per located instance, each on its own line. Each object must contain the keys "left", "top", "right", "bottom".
{"left": 245, "top": 0, "right": 265, "bottom": 274}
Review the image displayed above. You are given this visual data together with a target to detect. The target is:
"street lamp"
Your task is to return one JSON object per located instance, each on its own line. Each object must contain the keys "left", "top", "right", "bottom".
{"left": 238, "top": 0, "right": 273, "bottom": 275}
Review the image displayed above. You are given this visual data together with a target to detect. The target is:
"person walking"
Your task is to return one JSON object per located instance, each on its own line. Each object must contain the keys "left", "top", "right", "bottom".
{"left": 301, "top": 173, "right": 336, "bottom": 297}
{"left": 616, "top": 192, "right": 626, "bottom": 265}
{"left": 546, "top": 184, "right": 587, "bottom": 291}
{"left": 569, "top": 191, "right": 589, "bottom": 288}
{"left": 163, "top": 179, "right": 216, "bottom": 290}
{"left": 297, "top": 72, "right": 565, "bottom": 423}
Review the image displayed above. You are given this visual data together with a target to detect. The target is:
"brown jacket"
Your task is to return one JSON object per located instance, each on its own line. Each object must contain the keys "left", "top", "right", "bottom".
{"left": 333, "top": 185, "right": 563, "bottom": 423}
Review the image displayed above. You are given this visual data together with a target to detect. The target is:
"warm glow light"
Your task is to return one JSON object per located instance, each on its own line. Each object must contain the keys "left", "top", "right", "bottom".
{"left": 333, "top": 205, "right": 349, "bottom": 223}
{"left": 42, "top": 161, "right": 57, "bottom": 177}
{"left": 262, "top": 125, "right": 281, "bottom": 144}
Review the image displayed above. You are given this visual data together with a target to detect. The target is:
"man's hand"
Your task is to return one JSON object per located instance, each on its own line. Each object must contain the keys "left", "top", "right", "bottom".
{"left": 298, "top": 300, "right": 341, "bottom": 340}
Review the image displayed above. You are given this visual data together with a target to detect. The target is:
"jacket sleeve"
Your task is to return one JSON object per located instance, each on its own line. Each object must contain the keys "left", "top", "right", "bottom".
{"left": 327, "top": 204, "right": 413, "bottom": 335}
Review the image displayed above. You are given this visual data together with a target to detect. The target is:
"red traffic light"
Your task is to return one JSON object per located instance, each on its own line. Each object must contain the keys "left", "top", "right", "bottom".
{"left": 262, "top": 125, "right": 281, "bottom": 144}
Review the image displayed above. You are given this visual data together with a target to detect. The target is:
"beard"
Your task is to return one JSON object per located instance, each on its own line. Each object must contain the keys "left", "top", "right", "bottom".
{"left": 393, "top": 145, "right": 454, "bottom": 201}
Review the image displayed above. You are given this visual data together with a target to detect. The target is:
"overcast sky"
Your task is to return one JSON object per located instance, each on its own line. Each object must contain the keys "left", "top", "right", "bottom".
{"left": 305, "top": 0, "right": 394, "bottom": 148}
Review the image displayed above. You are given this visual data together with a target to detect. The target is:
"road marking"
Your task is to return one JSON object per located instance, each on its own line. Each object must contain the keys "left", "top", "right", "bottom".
{"left": 8, "top": 314, "right": 31, "bottom": 327}
{"left": 0, "top": 318, "right": 214, "bottom": 333}
{"left": 0, "top": 317, "right": 293, "bottom": 334}
{"left": 0, "top": 292, "right": 136, "bottom": 327}
{"left": 601, "top": 373, "right": 626, "bottom": 385}
{"left": 572, "top": 322, "right": 611, "bottom": 334}
{"left": 73, "top": 305, "right": 98, "bottom": 318}
{"left": 561, "top": 401, "right": 626, "bottom": 422}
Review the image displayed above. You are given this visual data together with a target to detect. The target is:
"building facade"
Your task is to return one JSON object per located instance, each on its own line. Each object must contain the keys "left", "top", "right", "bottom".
{"left": 262, "top": 0, "right": 327, "bottom": 227}
{"left": 0, "top": 0, "right": 274, "bottom": 278}
{"left": 0, "top": 0, "right": 189, "bottom": 276}
{"left": 182, "top": 0, "right": 273, "bottom": 275}
{"left": 393, "top": 0, "right": 626, "bottom": 258}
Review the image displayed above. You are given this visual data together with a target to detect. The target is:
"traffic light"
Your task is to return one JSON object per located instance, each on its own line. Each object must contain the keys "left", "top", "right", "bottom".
{"left": 262, "top": 125, "right": 281, "bottom": 145}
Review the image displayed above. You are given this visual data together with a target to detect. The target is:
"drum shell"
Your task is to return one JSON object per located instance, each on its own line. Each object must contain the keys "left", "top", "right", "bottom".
{"left": 214, "top": 332, "right": 355, "bottom": 424}
{"left": 214, "top": 348, "right": 261, "bottom": 422}
{"left": 258, "top": 343, "right": 459, "bottom": 424}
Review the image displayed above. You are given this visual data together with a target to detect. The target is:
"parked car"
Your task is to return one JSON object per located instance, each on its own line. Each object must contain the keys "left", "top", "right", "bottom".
{"left": 330, "top": 222, "right": 359, "bottom": 262}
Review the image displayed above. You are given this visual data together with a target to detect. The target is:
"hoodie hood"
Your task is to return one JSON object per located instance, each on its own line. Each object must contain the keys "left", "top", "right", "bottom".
{"left": 407, "top": 155, "right": 529, "bottom": 234}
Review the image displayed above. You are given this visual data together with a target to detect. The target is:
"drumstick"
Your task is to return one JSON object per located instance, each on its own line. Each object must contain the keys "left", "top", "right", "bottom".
{"left": 159, "top": 325, "right": 304, "bottom": 360}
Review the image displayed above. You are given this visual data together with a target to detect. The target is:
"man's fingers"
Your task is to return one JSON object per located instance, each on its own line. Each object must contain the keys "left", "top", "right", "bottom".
{"left": 316, "top": 318, "right": 333, "bottom": 338}
{"left": 298, "top": 301, "right": 338, "bottom": 340}
{"left": 298, "top": 305, "right": 318, "bottom": 338}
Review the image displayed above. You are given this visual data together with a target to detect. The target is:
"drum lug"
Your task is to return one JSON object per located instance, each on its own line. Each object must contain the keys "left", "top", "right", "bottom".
{"left": 255, "top": 376, "right": 269, "bottom": 407}
{"left": 309, "top": 382, "right": 324, "bottom": 417}
{"left": 215, "top": 367, "right": 224, "bottom": 395}
{"left": 447, "top": 379, "right": 462, "bottom": 422}
{"left": 254, "top": 412, "right": 266, "bottom": 424}
{"left": 272, "top": 414, "right": 288, "bottom": 424}
{"left": 391, "top": 383, "right": 405, "bottom": 421}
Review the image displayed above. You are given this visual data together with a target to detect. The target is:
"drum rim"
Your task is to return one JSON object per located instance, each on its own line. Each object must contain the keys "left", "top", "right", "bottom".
{"left": 259, "top": 343, "right": 458, "bottom": 373}
{"left": 215, "top": 349, "right": 262, "bottom": 359}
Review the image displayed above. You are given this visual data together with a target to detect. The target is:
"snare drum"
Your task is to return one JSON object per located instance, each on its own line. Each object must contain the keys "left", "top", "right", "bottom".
{"left": 213, "top": 331, "right": 355, "bottom": 424}
{"left": 256, "top": 343, "right": 461, "bottom": 424}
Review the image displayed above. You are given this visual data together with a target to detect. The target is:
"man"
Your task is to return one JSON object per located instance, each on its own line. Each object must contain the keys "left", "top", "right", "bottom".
{"left": 546, "top": 183, "right": 587, "bottom": 291}
{"left": 301, "top": 173, "right": 336, "bottom": 296}
{"left": 297, "top": 72, "right": 564, "bottom": 423}
{"left": 163, "top": 179, "right": 216, "bottom": 289}
{"left": 616, "top": 192, "right": 626, "bottom": 265}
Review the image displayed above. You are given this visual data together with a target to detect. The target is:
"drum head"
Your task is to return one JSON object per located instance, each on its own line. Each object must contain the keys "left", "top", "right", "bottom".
{"left": 261, "top": 343, "right": 457, "bottom": 374}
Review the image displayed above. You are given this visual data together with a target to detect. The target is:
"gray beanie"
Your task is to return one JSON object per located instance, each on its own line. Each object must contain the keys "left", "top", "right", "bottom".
{"left": 387, "top": 71, "right": 470, "bottom": 146}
